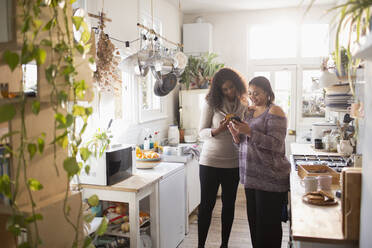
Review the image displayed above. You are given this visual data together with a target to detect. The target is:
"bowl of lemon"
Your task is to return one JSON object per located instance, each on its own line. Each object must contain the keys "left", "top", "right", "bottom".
{"left": 136, "top": 147, "right": 161, "bottom": 169}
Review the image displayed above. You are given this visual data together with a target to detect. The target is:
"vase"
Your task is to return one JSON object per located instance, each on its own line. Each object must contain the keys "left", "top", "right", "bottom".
{"left": 337, "top": 140, "right": 353, "bottom": 155}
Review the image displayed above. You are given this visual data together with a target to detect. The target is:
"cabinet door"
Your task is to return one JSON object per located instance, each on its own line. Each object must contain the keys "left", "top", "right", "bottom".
{"left": 159, "top": 168, "right": 186, "bottom": 248}
{"left": 187, "top": 158, "right": 200, "bottom": 215}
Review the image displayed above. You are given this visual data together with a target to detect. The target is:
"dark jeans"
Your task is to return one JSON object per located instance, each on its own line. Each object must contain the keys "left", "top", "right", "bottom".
{"left": 244, "top": 188, "right": 287, "bottom": 248}
{"left": 198, "top": 164, "right": 240, "bottom": 248}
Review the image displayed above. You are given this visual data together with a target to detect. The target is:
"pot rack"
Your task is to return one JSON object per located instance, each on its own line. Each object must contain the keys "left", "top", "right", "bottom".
{"left": 90, "top": 20, "right": 182, "bottom": 51}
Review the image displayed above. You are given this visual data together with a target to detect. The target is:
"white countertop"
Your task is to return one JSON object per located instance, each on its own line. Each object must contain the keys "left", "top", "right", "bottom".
{"left": 291, "top": 143, "right": 343, "bottom": 156}
{"left": 135, "top": 162, "right": 185, "bottom": 179}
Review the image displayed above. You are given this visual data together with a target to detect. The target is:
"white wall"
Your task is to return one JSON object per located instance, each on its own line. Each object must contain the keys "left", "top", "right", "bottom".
{"left": 359, "top": 61, "right": 372, "bottom": 248}
{"left": 183, "top": 5, "right": 335, "bottom": 78}
{"left": 86, "top": 0, "right": 182, "bottom": 145}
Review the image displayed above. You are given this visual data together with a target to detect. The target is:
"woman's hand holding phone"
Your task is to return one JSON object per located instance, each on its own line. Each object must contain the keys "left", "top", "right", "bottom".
{"left": 229, "top": 118, "right": 251, "bottom": 137}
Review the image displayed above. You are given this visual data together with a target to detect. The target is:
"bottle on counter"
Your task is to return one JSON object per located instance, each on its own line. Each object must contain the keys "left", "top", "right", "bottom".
{"left": 148, "top": 134, "right": 153, "bottom": 149}
{"left": 143, "top": 137, "right": 150, "bottom": 150}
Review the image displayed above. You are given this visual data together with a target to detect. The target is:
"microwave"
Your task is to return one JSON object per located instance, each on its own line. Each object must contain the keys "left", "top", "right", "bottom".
{"left": 77, "top": 144, "right": 136, "bottom": 186}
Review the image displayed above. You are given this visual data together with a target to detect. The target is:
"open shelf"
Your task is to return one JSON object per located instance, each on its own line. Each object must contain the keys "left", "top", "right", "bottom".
{"left": 105, "top": 218, "right": 150, "bottom": 238}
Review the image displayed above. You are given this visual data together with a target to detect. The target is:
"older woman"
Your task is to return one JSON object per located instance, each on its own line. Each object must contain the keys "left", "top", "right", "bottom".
{"left": 198, "top": 68, "right": 248, "bottom": 248}
{"left": 228, "top": 76, "right": 290, "bottom": 248}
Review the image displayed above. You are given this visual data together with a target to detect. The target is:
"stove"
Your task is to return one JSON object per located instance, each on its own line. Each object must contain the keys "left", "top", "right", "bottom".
{"left": 292, "top": 154, "right": 351, "bottom": 173}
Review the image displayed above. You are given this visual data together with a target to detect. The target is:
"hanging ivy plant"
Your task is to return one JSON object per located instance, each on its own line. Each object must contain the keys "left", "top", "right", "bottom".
{"left": 0, "top": 0, "right": 108, "bottom": 247}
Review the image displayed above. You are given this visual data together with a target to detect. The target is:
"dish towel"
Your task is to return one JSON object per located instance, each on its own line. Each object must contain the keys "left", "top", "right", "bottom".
{"left": 183, "top": 144, "right": 201, "bottom": 161}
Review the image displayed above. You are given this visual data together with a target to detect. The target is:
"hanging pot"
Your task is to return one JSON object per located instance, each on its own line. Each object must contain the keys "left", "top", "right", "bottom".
{"left": 153, "top": 72, "right": 177, "bottom": 97}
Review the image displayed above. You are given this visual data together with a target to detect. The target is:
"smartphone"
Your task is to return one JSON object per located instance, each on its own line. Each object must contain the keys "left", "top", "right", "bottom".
{"left": 230, "top": 116, "right": 242, "bottom": 122}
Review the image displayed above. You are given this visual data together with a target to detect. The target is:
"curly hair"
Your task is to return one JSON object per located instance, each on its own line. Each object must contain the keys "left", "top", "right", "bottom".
{"left": 248, "top": 76, "right": 275, "bottom": 106}
{"left": 206, "top": 68, "right": 247, "bottom": 109}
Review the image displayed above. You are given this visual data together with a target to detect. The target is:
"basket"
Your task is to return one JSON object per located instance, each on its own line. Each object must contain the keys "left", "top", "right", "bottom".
{"left": 297, "top": 164, "right": 340, "bottom": 185}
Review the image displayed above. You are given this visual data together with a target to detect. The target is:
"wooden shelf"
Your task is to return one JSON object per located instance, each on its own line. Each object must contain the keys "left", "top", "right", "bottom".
{"left": 105, "top": 218, "right": 150, "bottom": 238}
{"left": 0, "top": 97, "right": 22, "bottom": 105}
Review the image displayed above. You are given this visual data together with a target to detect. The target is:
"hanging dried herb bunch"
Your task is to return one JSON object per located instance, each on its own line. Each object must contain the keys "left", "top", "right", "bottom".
{"left": 94, "top": 30, "right": 122, "bottom": 93}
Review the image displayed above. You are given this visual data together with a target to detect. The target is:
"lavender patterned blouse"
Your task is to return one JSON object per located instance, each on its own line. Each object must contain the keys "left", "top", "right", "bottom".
{"left": 238, "top": 105, "right": 290, "bottom": 192}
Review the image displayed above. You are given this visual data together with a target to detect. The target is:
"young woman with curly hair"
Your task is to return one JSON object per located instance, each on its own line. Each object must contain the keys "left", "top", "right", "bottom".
{"left": 198, "top": 67, "right": 249, "bottom": 248}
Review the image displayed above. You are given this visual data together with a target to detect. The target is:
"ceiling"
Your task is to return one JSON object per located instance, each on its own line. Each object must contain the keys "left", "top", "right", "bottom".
{"left": 168, "top": 0, "right": 337, "bottom": 14}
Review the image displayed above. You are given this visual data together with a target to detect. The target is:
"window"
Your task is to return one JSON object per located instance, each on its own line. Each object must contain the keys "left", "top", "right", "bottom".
{"left": 301, "top": 24, "right": 329, "bottom": 57}
{"left": 249, "top": 24, "right": 297, "bottom": 59}
{"left": 136, "top": 12, "right": 166, "bottom": 123}
{"left": 301, "top": 70, "right": 325, "bottom": 118}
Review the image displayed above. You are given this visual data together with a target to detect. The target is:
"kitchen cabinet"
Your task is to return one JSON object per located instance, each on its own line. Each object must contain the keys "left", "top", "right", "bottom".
{"left": 162, "top": 151, "right": 201, "bottom": 233}
{"left": 136, "top": 162, "right": 186, "bottom": 247}
{"left": 159, "top": 167, "right": 186, "bottom": 248}
{"left": 186, "top": 157, "right": 200, "bottom": 215}
{"left": 183, "top": 23, "right": 213, "bottom": 55}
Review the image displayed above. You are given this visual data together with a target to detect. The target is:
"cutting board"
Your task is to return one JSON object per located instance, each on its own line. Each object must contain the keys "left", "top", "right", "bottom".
{"left": 342, "top": 168, "right": 362, "bottom": 240}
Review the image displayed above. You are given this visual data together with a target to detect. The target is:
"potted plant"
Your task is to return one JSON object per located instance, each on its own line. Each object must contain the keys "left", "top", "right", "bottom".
{"left": 180, "top": 53, "right": 224, "bottom": 90}
{"left": 306, "top": 1, "right": 372, "bottom": 94}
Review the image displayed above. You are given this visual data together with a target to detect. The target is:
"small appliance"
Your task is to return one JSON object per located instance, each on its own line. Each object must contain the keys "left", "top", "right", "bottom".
{"left": 78, "top": 144, "right": 135, "bottom": 186}
{"left": 311, "top": 122, "right": 337, "bottom": 144}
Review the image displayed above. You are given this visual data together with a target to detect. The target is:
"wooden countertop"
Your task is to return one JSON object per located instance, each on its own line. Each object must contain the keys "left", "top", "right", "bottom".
{"left": 290, "top": 163, "right": 346, "bottom": 243}
{"left": 80, "top": 174, "right": 161, "bottom": 193}
{"left": 291, "top": 143, "right": 343, "bottom": 156}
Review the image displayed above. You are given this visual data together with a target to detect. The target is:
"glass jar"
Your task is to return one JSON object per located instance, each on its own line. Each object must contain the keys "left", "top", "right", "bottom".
{"left": 168, "top": 125, "right": 179, "bottom": 146}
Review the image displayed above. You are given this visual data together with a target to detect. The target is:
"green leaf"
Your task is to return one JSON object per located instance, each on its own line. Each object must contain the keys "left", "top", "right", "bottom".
{"left": 3, "top": 51, "right": 19, "bottom": 71}
{"left": 63, "top": 157, "right": 79, "bottom": 177}
{"left": 27, "top": 143, "right": 37, "bottom": 159}
{"left": 72, "top": 16, "right": 84, "bottom": 31}
{"left": 87, "top": 194, "right": 99, "bottom": 207}
{"left": 0, "top": 104, "right": 16, "bottom": 123}
{"left": 37, "top": 137, "right": 45, "bottom": 153}
{"left": 32, "top": 100, "right": 40, "bottom": 115}
{"left": 43, "top": 19, "right": 54, "bottom": 31}
{"left": 96, "top": 217, "right": 108, "bottom": 236}
{"left": 85, "top": 107, "right": 93, "bottom": 116}
{"left": 65, "top": 114, "right": 73, "bottom": 128}
{"left": 58, "top": 91, "right": 68, "bottom": 103}
{"left": 85, "top": 165, "right": 90, "bottom": 175}
{"left": 0, "top": 175, "right": 12, "bottom": 199}
{"left": 22, "top": 16, "right": 31, "bottom": 33}
{"left": 45, "top": 64, "right": 57, "bottom": 83}
{"left": 89, "top": 57, "right": 95, "bottom": 64}
{"left": 35, "top": 47, "right": 47, "bottom": 65}
{"left": 27, "top": 178, "right": 43, "bottom": 191}
{"left": 25, "top": 214, "right": 43, "bottom": 223}
{"left": 75, "top": 44, "right": 84, "bottom": 54}
{"left": 18, "top": 243, "right": 32, "bottom": 248}
{"left": 74, "top": 80, "right": 87, "bottom": 99}
{"left": 32, "top": 19, "right": 42, "bottom": 30}
{"left": 83, "top": 213, "right": 95, "bottom": 223}
{"left": 73, "top": 105, "right": 86, "bottom": 117}
{"left": 40, "top": 39, "right": 52, "bottom": 47}
{"left": 55, "top": 112, "right": 66, "bottom": 127}
{"left": 81, "top": 30, "right": 91, "bottom": 44}
{"left": 79, "top": 147, "right": 91, "bottom": 162}
{"left": 82, "top": 236, "right": 93, "bottom": 248}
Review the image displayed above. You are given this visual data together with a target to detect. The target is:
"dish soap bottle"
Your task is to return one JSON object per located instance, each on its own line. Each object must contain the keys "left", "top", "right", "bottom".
{"left": 143, "top": 137, "right": 150, "bottom": 150}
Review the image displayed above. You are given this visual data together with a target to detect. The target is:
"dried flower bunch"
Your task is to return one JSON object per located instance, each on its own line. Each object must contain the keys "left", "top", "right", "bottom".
{"left": 94, "top": 30, "right": 122, "bottom": 94}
